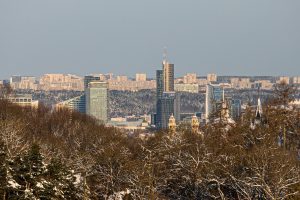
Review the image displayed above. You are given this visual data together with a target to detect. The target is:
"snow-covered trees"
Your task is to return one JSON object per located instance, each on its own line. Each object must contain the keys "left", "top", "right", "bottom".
{"left": 0, "top": 143, "right": 81, "bottom": 199}
{"left": 0, "top": 86, "right": 299, "bottom": 199}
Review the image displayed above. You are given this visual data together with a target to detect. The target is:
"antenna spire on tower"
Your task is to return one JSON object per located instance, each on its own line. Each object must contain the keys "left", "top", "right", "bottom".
{"left": 163, "top": 46, "right": 168, "bottom": 64}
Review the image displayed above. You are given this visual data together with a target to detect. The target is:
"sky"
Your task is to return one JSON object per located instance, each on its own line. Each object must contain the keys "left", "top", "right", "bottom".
{"left": 0, "top": 0, "right": 300, "bottom": 79}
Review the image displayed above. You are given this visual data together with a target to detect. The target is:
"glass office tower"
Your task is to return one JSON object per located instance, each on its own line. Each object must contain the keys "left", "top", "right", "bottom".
{"left": 86, "top": 81, "right": 108, "bottom": 124}
{"left": 156, "top": 92, "right": 176, "bottom": 129}
{"left": 205, "top": 83, "right": 223, "bottom": 120}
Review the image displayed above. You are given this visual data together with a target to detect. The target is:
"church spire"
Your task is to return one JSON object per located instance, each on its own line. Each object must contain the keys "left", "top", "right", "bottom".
{"left": 168, "top": 113, "right": 176, "bottom": 135}
{"left": 255, "top": 87, "right": 263, "bottom": 118}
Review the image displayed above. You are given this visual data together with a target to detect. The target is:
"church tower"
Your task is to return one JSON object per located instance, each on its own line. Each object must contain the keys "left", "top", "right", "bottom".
{"left": 168, "top": 114, "right": 176, "bottom": 135}
{"left": 191, "top": 114, "right": 200, "bottom": 133}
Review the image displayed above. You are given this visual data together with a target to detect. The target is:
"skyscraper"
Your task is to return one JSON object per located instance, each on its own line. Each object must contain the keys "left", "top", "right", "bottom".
{"left": 156, "top": 92, "right": 176, "bottom": 129}
{"left": 229, "top": 99, "right": 242, "bottom": 120}
{"left": 163, "top": 61, "right": 174, "bottom": 92}
{"left": 86, "top": 81, "right": 108, "bottom": 124}
{"left": 156, "top": 70, "right": 164, "bottom": 98}
{"left": 205, "top": 83, "right": 223, "bottom": 120}
{"left": 155, "top": 53, "right": 180, "bottom": 129}
{"left": 84, "top": 75, "right": 101, "bottom": 89}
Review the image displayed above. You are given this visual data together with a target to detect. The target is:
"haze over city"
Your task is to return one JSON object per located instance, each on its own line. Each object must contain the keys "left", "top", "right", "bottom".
{"left": 1, "top": 0, "right": 300, "bottom": 79}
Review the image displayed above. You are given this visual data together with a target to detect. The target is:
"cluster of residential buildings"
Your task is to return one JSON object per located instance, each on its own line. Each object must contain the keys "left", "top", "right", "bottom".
{"left": 7, "top": 73, "right": 155, "bottom": 91}
{"left": 4, "top": 72, "right": 299, "bottom": 93}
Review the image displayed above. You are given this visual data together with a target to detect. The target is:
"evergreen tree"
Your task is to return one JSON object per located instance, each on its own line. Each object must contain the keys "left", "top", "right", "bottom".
{"left": 0, "top": 141, "right": 7, "bottom": 199}
{"left": 43, "top": 158, "right": 80, "bottom": 199}
{"left": 7, "top": 144, "right": 45, "bottom": 199}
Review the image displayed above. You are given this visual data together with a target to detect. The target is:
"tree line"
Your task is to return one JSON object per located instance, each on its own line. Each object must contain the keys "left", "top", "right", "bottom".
{"left": 0, "top": 82, "right": 299, "bottom": 199}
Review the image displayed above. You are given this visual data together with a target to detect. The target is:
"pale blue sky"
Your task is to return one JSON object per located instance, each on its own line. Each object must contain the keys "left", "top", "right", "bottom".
{"left": 0, "top": 0, "right": 299, "bottom": 79}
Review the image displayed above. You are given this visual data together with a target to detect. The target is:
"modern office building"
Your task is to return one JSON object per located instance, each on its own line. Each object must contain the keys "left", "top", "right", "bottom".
{"left": 205, "top": 83, "right": 223, "bottom": 120}
{"left": 156, "top": 92, "right": 176, "bottom": 129}
{"left": 156, "top": 70, "right": 164, "bottom": 98}
{"left": 86, "top": 81, "right": 108, "bottom": 124}
{"left": 55, "top": 95, "right": 86, "bottom": 113}
{"left": 229, "top": 99, "right": 242, "bottom": 120}
{"left": 84, "top": 75, "right": 101, "bottom": 89}
{"left": 155, "top": 55, "right": 180, "bottom": 129}
{"left": 163, "top": 61, "right": 174, "bottom": 92}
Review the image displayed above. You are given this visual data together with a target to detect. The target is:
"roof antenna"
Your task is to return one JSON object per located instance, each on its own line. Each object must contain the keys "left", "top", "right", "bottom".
{"left": 163, "top": 46, "right": 167, "bottom": 64}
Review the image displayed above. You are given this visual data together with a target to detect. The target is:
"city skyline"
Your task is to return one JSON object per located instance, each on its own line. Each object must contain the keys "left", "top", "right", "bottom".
{"left": 1, "top": 0, "right": 300, "bottom": 79}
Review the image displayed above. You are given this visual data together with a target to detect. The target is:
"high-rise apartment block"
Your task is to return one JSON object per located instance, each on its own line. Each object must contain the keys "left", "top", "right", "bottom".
{"left": 116, "top": 76, "right": 128, "bottom": 82}
{"left": 253, "top": 80, "right": 274, "bottom": 90}
{"left": 40, "top": 74, "right": 83, "bottom": 91}
{"left": 86, "top": 81, "right": 108, "bottom": 124}
{"left": 207, "top": 73, "right": 217, "bottom": 83}
{"left": 292, "top": 76, "right": 300, "bottom": 84}
{"left": 108, "top": 79, "right": 155, "bottom": 91}
{"left": 183, "top": 73, "right": 197, "bottom": 84}
{"left": 10, "top": 76, "right": 38, "bottom": 90}
{"left": 277, "top": 76, "right": 290, "bottom": 84}
{"left": 230, "top": 78, "right": 251, "bottom": 89}
{"left": 135, "top": 73, "right": 147, "bottom": 81}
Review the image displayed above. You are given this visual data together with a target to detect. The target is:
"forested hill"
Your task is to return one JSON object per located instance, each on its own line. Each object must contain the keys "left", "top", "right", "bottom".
{"left": 0, "top": 97, "right": 300, "bottom": 199}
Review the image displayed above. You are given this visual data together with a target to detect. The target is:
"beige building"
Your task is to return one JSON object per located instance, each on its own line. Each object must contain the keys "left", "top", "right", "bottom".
{"left": 163, "top": 61, "right": 174, "bottom": 92}
{"left": 175, "top": 83, "right": 199, "bottom": 93}
{"left": 10, "top": 76, "right": 38, "bottom": 90}
{"left": 135, "top": 73, "right": 147, "bottom": 81}
{"left": 108, "top": 80, "right": 156, "bottom": 91}
{"left": 230, "top": 78, "right": 251, "bottom": 89}
{"left": 196, "top": 79, "right": 208, "bottom": 86}
{"left": 254, "top": 80, "right": 274, "bottom": 90}
{"left": 277, "top": 76, "right": 290, "bottom": 84}
{"left": 207, "top": 73, "right": 217, "bottom": 82}
{"left": 292, "top": 76, "right": 300, "bottom": 84}
{"left": 183, "top": 73, "right": 197, "bottom": 84}
{"left": 39, "top": 74, "right": 83, "bottom": 91}
{"left": 174, "top": 78, "right": 183, "bottom": 84}
{"left": 116, "top": 76, "right": 128, "bottom": 82}
{"left": 8, "top": 94, "right": 39, "bottom": 108}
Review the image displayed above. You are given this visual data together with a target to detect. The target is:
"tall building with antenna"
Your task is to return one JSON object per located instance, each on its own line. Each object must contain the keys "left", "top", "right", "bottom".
{"left": 155, "top": 49, "right": 180, "bottom": 129}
